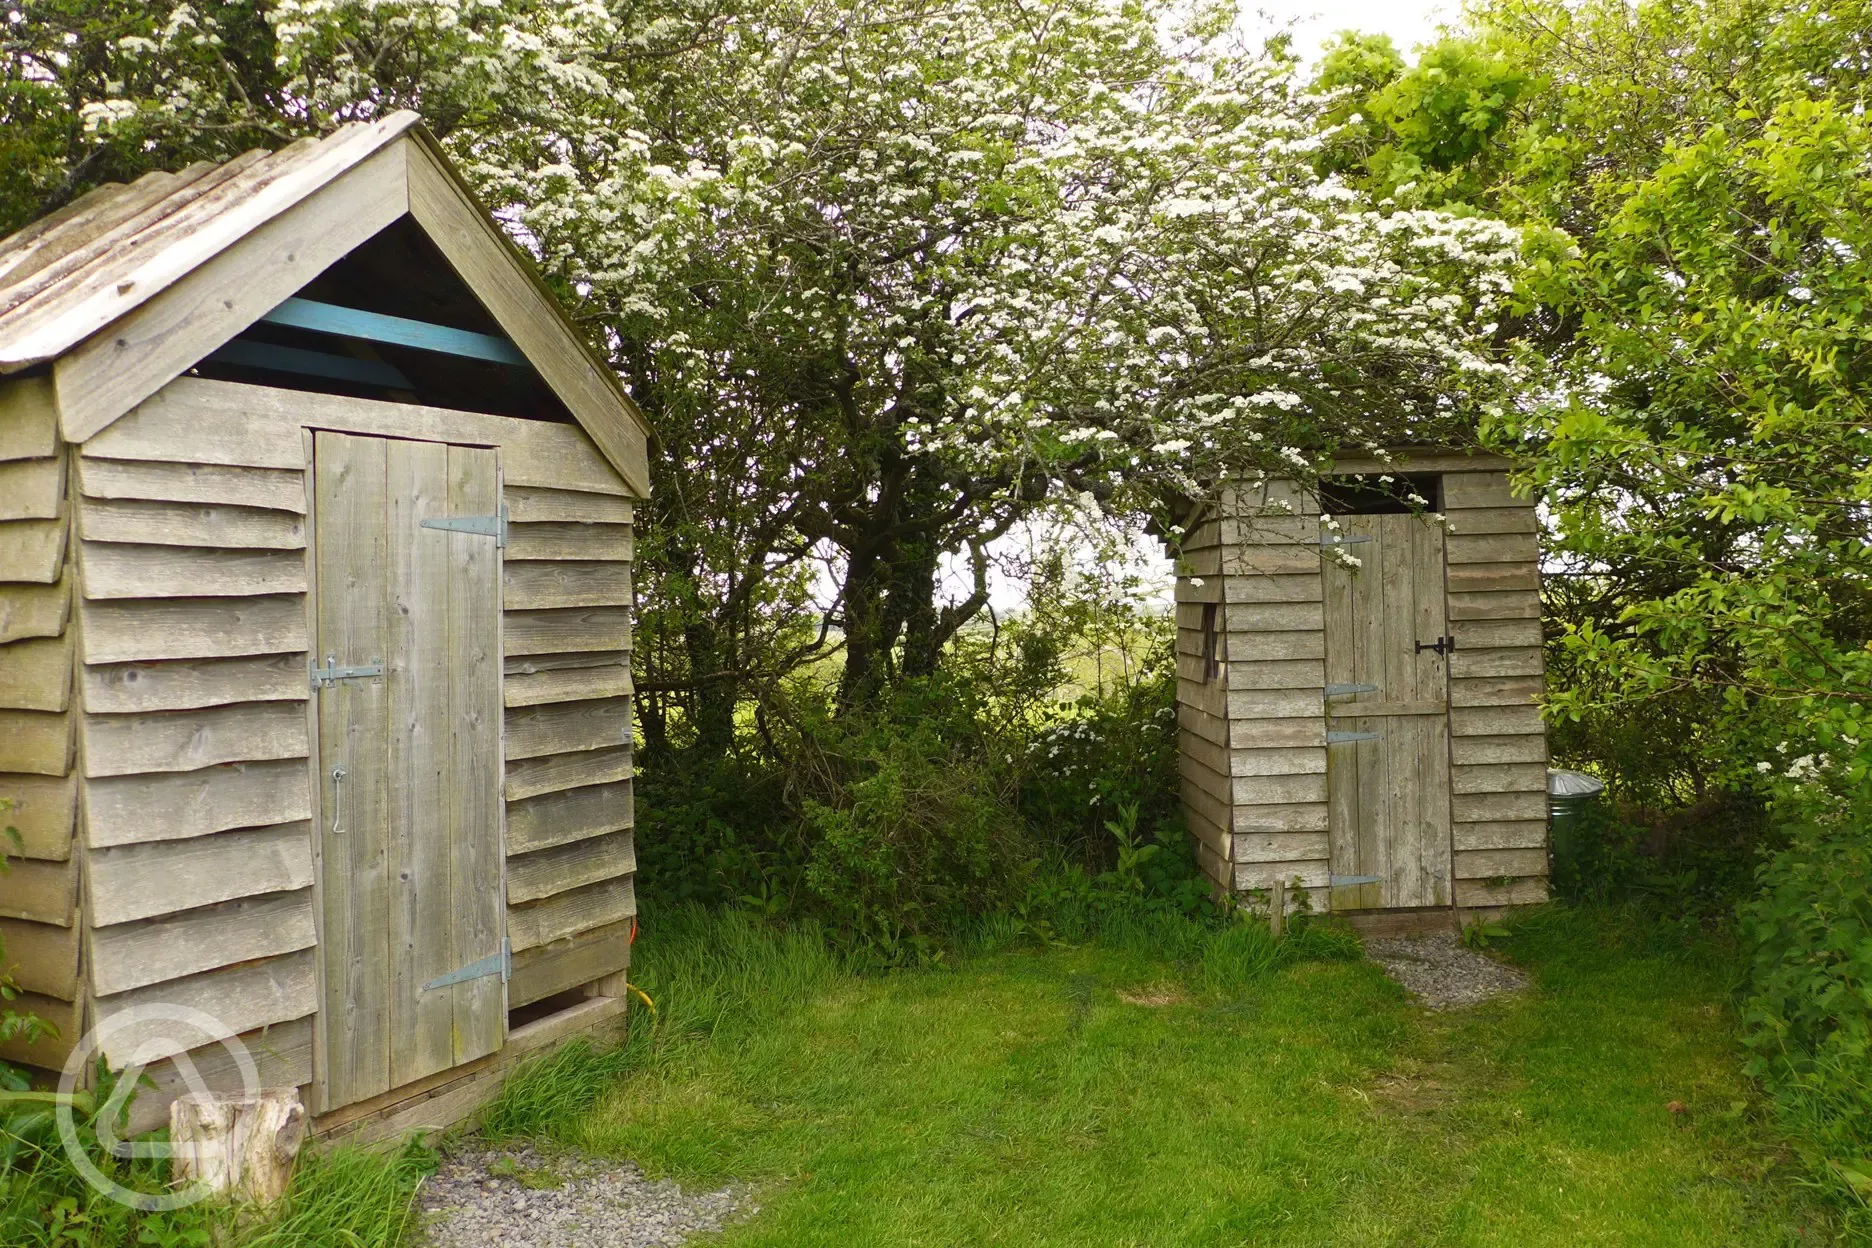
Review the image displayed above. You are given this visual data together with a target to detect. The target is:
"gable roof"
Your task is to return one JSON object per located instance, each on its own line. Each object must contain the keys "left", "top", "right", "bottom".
{"left": 0, "top": 112, "right": 650, "bottom": 496}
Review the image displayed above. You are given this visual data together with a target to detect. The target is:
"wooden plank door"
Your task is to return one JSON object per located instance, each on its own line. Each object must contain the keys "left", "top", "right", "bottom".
{"left": 311, "top": 430, "right": 505, "bottom": 1111}
{"left": 1321, "top": 512, "right": 1453, "bottom": 909}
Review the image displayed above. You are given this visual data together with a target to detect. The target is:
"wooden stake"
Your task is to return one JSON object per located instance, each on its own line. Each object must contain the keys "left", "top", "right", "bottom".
{"left": 1270, "top": 879, "right": 1287, "bottom": 940}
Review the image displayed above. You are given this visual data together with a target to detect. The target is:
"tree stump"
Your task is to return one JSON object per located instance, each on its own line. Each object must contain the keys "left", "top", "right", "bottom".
{"left": 170, "top": 1089, "right": 307, "bottom": 1205}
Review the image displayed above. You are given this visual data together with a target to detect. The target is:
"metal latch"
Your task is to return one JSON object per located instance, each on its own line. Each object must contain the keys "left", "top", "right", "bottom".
{"left": 1326, "top": 730, "right": 1381, "bottom": 744}
{"left": 1416, "top": 635, "right": 1456, "bottom": 656}
{"left": 423, "top": 939, "right": 511, "bottom": 992}
{"left": 420, "top": 505, "right": 509, "bottom": 548}
{"left": 310, "top": 655, "right": 384, "bottom": 689}
{"left": 1324, "top": 683, "right": 1378, "bottom": 698}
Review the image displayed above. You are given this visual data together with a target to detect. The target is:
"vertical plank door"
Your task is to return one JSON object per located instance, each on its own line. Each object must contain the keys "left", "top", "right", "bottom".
{"left": 1320, "top": 512, "right": 1454, "bottom": 909}
{"left": 313, "top": 431, "right": 505, "bottom": 1112}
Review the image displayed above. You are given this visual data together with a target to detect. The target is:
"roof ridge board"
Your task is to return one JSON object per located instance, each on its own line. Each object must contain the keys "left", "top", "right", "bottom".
{"left": 0, "top": 112, "right": 421, "bottom": 366}
{"left": 0, "top": 152, "right": 270, "bottom": 321}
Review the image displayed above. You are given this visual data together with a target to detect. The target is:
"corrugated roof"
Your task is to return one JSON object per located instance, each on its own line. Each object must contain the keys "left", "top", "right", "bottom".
{"left": 0, "top": 111, "right": 421, "bottom": 371}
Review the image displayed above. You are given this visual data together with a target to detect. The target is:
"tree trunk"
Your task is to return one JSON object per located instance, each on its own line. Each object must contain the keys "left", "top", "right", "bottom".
{"left": 169, "top": 1089, "right": 307, "bottom": 1205}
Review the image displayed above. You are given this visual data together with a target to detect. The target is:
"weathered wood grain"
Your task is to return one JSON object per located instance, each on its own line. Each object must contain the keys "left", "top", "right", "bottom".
{"left": 507, "top": 874, "right": 636, "bottom": 952}
{"left": 1447, "top": 590, "right": 1541, "bottom": 621}
{"left": 0, "top": 457, "right": 64, "bottom": 521}
{"left": 0, "top": 709, "right": 70, "bottom": 774}
{"left": 81, "top": 700, "right": 308, "bottom": 777}
{"left": 1446, "top": 563, "right": 1539, "bottom": 593}
{"left": 1227, "top": 717, "right": 1327, "bottom": 749}
{"left": 0, "top": 917, "right": 80, "bottom": 997}
{"left": 1450, "top": 734, "right": 1548, "bottom": 766}
{"left": 88, "top": 889, "right": 316, "bottom": 996}
{"left": 503, "top": 560, "right": 633, "bottom": 611}
{"left": 52, "top": 137, "right": 409, "bottom": 443}
{"left": 87, "top": 821, "right": 313, "bottom": 924}
{"left": 1441, "top": 472, "right": 1527, "bottom": 509}
{"left": 78, "top": 594, "right": 307, "bottom": 664}
{"left": 0, "top": 991, "right": 79, "bottom": 1068}
{"left": 0, "top": 634, "right": 71, "bottom": 711}
{"left": 1454, "top": 877, "right": 1548, "bottom": 907}
{"left": 504, "top": 697, "right": 631, "bottom": 761}
{"left": 93, "top": 377, "right": 627, "bottom": 495}
{"left": 1444, "top": 506, "right": 1538, "bottom": 536}
{"left": 1450, "top": 704, "right": 1544, "bottom": 737}
{"left": 1233, "top": 831, "right": 1331, "bottom": 864}
{"left": 1454, "top": 847, "right": 1548, "bottom": 879}
{"left": 507, "top": 830, "right": 635, "bottom": 905}
{"left": 1232, "top": 746, "right": 1328, "bottom": 777}
{"left": 508, "top": 918, "right": 632, "bottom": 1009}
{"left": 84, "top": 757, "right": 311, "bottom": 848}
{"left": 0, "top": 377, "right": 58, "bottom": 463}
{"left": 504, "top": 523, "right": 632, "bottom": 563}
{"left": 79, "top": 542, "right": 306, "bottom": 600}
{"left": 504, "top": 659, "right": 631, "bottom": 708}
{"left": 1446, "top": 532, "right": 1539, "bottom": 565}
{"left": 504, "top": 744, "right": 633, "bottom": 803}
{"left": 505, "top": 783, "right": 633, "bottom": 861}
{"left": 1226, "top": 686, "right": 1323, "bottom": 718}
{"left": 1450, "top": 675, "right": 1544, "bottom": 708}
{"left": 1454, "top": 820, "right": 1549, "bottom": 852}
{"left": 1451, "top": 647, "right": 1544, "bottom": 680}
{"left": 502, "top": 486, "right": 632, "bottom": 525}
{"left": 0, "top": 771, "right": 75, "bottom": 859}
{"left": 504, "top": 607, "right": 632, "bottom": 656}
{"left": 0, "top": 518, "right": 67, "bottom": 583}
{"left": 0, "top": 576, "right": 70, "bottom": 644}
{"left": 1452, "top": 762, "right": 1548, "bottom": 795}
{"left": 123, "top": 1015, "right": 314, "bottom": 1137}
{"left": 1452, "top": 791, "right": 1548, "bottom": 823}
{"left": 91, "top": 949, "right": 316, "bottom": 1068}
{"left": 1233, "top": 860, "right": 1330, "bottom": 890}
{"left": 0, "top": 855, "right": 74, "bottom": 925}
{"left": 1224, "top": 602, "right": 1324, "bottom": 632}
{"left": 1224, "top": 573, "right": 1323, "bottom": 604}
{"left": 77, "top": 457, "right": 307, "bottom": 513}
{"left": 1232, "top": 772, "right": 1329, "bottom": 806}
{"left": 1449, "top": 618, "right": 1544, "bottom": 649}
{"left": 78, "top": 497, "right": 306, "bottom": 549}
{"left": 82, "top": 652, "right": 307, "bottom": 714}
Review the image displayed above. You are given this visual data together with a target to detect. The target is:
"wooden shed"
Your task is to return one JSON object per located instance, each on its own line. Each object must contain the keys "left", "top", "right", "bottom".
{"left": 1173, "top": 452, "right": 1549, "bottom": 922}
{"left": 0, "top": 112, "right": 649, "bottom": 1140}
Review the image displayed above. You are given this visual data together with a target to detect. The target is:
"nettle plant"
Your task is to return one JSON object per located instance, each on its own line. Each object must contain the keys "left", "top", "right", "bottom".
{"left": 56, "top": 0, "right": 1526, "bottom": 710}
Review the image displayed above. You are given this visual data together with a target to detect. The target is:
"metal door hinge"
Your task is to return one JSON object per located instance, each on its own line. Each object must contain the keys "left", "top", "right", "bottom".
{"left": 1324, "top": 683, "right": 1378, "bottom": 699}
{"left": 420, "top": 505, "right": 509, "bottom": 548}
{"left": 1415, "top": 635, "right": 1456, "bottom": 656}
{"left": 310, "top": 656, "right": 384, "bottom": 689}
{"left": 1331, "top": 874, "right": 1382, "bottom": 887}
{"left": 423, "top": 939, "right": 511, "bottom": 992}
{"left": 1326, "top": 730, "right": 1381, "bottom": 744}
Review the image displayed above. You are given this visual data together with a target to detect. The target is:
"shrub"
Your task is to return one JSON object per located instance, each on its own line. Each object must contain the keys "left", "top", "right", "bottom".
{"left": 1740, "top": 803, "right": 1872, "bottom": 1225}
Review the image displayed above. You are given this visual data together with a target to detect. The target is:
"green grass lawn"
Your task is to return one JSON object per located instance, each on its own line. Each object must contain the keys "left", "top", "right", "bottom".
{"left": 501, "top": 908, "right": 1835, "bottom": 1246}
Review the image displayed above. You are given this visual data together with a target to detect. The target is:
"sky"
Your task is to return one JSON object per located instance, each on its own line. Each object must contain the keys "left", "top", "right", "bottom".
{"left": 1245, "top": 0, "right": 1455, "bottom": 62}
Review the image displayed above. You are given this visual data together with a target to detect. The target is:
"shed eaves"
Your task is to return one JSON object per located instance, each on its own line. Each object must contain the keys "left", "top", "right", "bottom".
{"left": 0, "top": 112, "right": 422, "bottom": 371}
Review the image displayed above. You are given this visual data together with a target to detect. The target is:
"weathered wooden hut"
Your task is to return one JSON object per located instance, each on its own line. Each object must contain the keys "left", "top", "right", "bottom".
{"left": 1174, "top": 451, "right": 1549, "bottom": 923}
{"left": 0, "top": 112, "right": 648, "bottom": 1140}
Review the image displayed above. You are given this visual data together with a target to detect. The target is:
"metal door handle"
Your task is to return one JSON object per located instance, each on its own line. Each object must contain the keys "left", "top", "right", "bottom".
{"left": 330, "top": 765, "right": 347, "bottom": 836}
{"left": 1415, "top": 635, "right": 1456, "bottom": 656}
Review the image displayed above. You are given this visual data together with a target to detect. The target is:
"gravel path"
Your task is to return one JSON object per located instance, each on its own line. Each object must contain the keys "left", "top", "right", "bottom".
{"left": 1366, "top": 932, "right": 1527, "bottom": 1009}
{"left": 420, "top": 1145, "right": 750, "bottom": 1248}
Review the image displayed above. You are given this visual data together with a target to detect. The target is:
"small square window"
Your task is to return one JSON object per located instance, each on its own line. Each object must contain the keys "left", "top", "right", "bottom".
{"left": 1201, "top": 601, "right": 1221, "bottom": 682}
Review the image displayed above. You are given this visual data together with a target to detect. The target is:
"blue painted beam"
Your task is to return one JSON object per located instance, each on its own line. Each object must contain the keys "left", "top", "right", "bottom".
{"left": 261, "top": 296, "right": 529, "bottom": 366}
{"left": 206, "top": 339, "right": 415, "bottom": 389}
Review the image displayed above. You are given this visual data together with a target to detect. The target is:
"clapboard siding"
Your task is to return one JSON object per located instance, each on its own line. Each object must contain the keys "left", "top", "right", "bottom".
{"left": 0, "top": 633, "right": 73, "bottom": 711}
{"left": 81, "top": 700, "right": 308, "bottom": 777}
{"left": 83, "top": 652, "right": 307, "bottom": 714}
{"left": 498, "top": 481, "right": 638, "bottom": 958}
{"left": 86, "top": 822, "right": 314, "bottom": 925}
{"left": 1174, "top": 464, "right": 1549, "bottom": 911}
{"left": 91, "top": 949, "right": 316, "bottom": 1067}
{"left": 0, "top": 456, "right": 64, "bottom": 520}
{"left": 88, "top": 889, "right": 316, "bottom": 997}
{"left": 78, "top": 497, "right": 307, "bottom": 549}
{"left": 77, "top": 457, "right": 308, "bottom": 513}
{"left": 0, "top": 576, "right": 71, "bottom": 644}
{"left": 0, "top": 916, "right": 81, "bottom": 997}
{"left": 0, "top": 773, "right": 76, "bottom": 859}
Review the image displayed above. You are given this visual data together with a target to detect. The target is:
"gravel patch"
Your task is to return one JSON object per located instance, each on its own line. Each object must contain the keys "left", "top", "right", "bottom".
{"left": 1366, "top": 932, "right": 1527, "bottom": 1010}
{"left": 420, "top": 1145, "right": 750, "bottom": 1248}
